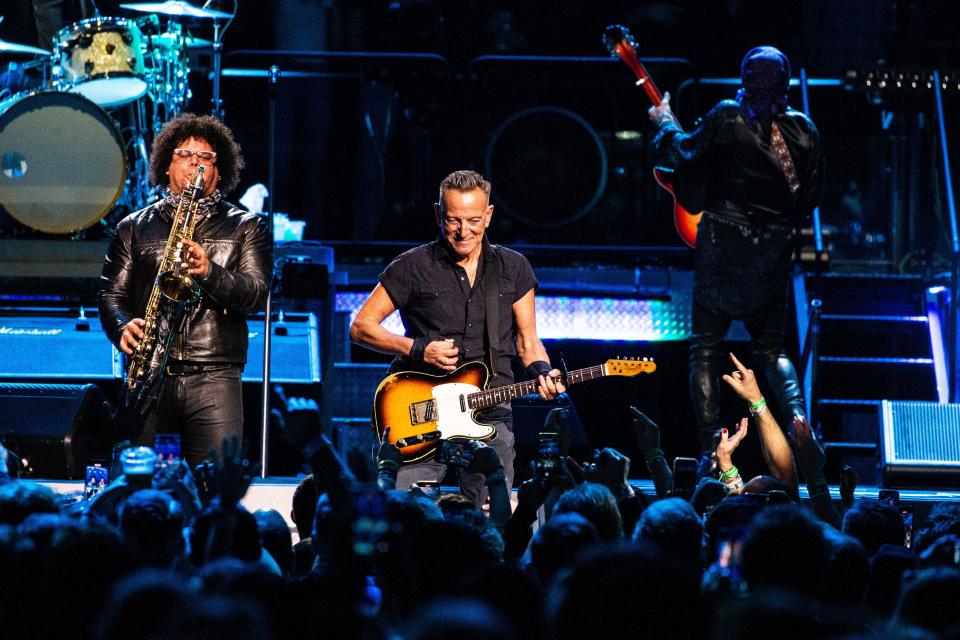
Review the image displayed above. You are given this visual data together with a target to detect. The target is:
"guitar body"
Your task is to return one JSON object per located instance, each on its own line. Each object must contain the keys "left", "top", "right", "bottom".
{"left": 653, "top": 167, "right": 703, "bottom": 248}
{"left": 373, "top": 361, "right": 496, "bottom": 464}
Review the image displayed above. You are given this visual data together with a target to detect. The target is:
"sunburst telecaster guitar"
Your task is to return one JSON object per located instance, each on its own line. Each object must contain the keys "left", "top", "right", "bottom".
{"left": 603, "top": 24, "right": 703, "bottom": 248}
{"left": 373, "top": 357, "right": 657, "bottom": 464}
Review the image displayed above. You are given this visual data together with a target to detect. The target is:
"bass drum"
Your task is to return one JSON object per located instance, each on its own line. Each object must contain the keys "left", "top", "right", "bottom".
{"left": 0, "top": 91, "right": 126, "bottom": 234}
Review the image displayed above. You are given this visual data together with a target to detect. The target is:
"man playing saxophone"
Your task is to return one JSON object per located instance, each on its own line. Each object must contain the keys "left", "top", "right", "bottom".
{"left": 99, "top": 113, "right": 271, "bottom": 467}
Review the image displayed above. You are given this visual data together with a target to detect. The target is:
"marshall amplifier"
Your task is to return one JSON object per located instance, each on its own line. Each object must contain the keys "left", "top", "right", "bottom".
{"left": 0, "top": 314, "right": 119, "bottom": 380}
{"left": 881, "top": 400, "right": 960, "bottom": 488}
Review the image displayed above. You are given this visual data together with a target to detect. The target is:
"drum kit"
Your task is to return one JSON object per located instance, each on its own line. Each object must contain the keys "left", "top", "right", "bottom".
{"left": 0, "top": 1, "right": 232, "bottom": 235}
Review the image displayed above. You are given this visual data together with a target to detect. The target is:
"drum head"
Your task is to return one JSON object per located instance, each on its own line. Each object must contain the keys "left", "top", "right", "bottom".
{"left": 0, "top": 92, "right": 126, "bottom": 234}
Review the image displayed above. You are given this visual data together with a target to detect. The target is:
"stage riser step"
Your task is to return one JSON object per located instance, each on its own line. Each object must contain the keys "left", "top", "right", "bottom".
{"left": 820, "top": 319, "right": 931, "bottom": 359}
{"left": 817, "top": 362, "right": 938, "bottom": 401}
{"left": 818, "top": 405, "right": 881, "bottom": 445}
{"left": 817, "top": 275, "right": 926, "bottom": 317}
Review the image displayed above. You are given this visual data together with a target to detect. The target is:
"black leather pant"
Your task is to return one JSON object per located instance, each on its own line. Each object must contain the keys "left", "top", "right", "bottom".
{"left": 689, "top": 294, "right": 805, "bottom": 454}
{"left": 138, "top": 364, "right": 244, "bottom": 469}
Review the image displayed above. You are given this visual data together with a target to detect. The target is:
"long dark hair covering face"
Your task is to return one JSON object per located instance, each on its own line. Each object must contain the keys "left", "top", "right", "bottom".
{"left": 736, "top": 46, "right": 791, "bottom": 130}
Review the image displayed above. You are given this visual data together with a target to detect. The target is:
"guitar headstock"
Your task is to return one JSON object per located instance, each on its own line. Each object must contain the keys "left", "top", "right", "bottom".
{"left": 602, "top": 24, "right": 663, "bottom": 105}
{"left": 604, "top": 356, "right": 657, "bottom": 377}
{"left": 603, "top": 24, "right": 637, "bottom": 59}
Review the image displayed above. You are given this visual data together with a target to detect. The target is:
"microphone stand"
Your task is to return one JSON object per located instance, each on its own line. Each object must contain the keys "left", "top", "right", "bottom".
{"left": 258, "top": 65, "right": 280, "bottom": 478}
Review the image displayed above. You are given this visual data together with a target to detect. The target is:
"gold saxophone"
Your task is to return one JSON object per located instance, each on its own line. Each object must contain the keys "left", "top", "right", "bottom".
{"left": 124, "top": 166, "right": 206, "bottom": 414}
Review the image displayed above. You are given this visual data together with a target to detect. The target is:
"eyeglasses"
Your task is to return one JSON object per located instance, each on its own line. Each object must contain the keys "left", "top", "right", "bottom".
{"left": 173, "top": 148, "right": 217, "bottom": 164}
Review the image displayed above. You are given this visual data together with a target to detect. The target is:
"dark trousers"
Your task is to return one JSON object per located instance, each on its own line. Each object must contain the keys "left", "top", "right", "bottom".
{"left": 394, "top": 413, "right": 515, "bottom": 507}
{"left": 689, "top": 293, "right": 805, "bottom": 454}
{"left": 138, "top": 364, "right": 244, "bottom": 468}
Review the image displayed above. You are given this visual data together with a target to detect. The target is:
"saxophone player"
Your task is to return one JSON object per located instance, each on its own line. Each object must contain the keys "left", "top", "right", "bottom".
{"left": 99, "top": 113, "right": 271, "bottom": 467}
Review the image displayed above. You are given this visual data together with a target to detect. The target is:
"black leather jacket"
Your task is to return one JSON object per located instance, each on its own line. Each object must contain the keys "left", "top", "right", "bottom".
{"left": 655, "top": 100, "right": 824, "bottom": 224}
{"left": 98, "top": 199, "right": 271, "bottom": 363}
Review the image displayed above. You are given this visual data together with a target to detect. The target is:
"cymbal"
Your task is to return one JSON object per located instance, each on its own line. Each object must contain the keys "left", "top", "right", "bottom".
{"left": 119, "top": 1, "right": 232, "bottom": 19}
{"left": 0, "top": 38, "right": 50, "bottom": 56}
{"left": 149, "top": 33, "right": 214, "bottom": 48}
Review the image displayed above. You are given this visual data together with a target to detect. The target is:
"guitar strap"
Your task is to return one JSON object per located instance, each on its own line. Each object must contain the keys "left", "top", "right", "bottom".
{"left": 770, "top": 122, "right": 801, "bottom": 194}
{"left": 483, "top": 244, "right": 501, "bottom": 382}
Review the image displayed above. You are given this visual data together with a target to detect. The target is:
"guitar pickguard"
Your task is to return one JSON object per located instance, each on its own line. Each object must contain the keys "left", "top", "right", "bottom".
{"left": 431, "top": 382, "right": 496, "bottom": 440}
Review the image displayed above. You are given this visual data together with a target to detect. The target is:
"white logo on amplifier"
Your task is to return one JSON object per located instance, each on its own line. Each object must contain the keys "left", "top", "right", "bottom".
{"left": 0, "top": 327, "right": 62, "bottom": 336}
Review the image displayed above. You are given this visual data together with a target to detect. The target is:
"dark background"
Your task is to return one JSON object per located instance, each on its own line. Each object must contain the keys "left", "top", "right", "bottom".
{"left": 2, "top": 0, "right": 959, "bottom": 261}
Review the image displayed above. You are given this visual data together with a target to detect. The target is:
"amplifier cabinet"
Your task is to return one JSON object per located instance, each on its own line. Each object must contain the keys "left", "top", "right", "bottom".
{"left": 0, "top": 316, "right": 118, "bottom": 379}
{"left": 881, "top": 400, "right": 960, "bottom": 488}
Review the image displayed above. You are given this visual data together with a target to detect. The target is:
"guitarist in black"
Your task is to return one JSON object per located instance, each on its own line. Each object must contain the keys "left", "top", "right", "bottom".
{"left": 350, "top": 170, "right": 565, "bottom": 506}
{"left": 648, "top": 46, "right": 824, "bottom": 476}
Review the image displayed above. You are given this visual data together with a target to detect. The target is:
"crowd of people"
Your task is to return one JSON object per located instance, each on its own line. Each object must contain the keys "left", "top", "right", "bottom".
{"left": 1, "top": 355, "right": 959, "bottom": 640}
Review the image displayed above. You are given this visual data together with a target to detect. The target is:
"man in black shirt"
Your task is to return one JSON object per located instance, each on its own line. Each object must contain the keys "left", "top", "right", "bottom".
{"left": 350, "top": 170, "right": 564, "bottom": 504}
{"left": 648, "top": 46, "right": 824, "bottom": 475}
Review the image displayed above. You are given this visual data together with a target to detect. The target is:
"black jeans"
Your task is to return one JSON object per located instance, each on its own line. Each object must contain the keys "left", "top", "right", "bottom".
{"left": 689, "top": 293, "right": 805, "bottom": 454}
{"left": 138, "top": 364, "right": 244, "bottom": 468}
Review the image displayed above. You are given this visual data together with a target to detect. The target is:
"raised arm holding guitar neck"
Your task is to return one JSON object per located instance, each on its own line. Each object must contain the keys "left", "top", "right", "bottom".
{"left": 643, "top": 43, "right": 824, "bottom": 477}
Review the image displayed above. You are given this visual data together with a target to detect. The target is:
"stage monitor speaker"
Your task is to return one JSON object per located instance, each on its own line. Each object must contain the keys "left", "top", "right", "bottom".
{"left": 0, "top": 383, "right": 115, "bottom": 479}
{"left": 881, "top": 400, "right": 960, "bottom": 488}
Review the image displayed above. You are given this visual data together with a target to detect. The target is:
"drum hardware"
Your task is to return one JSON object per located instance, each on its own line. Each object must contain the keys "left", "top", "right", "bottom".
{"left": 119, "top": 0, "right": 234, "bottom": 119}
{"left": 0, "top": 38, "right": 53, "bottom": 57}
{"left": 118, "top": 1, "right": 232, "bottom": 20}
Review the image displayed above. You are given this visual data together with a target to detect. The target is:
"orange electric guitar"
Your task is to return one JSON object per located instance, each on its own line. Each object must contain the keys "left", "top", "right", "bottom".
{"left": 603, "top": 24, "right": 703, "bottom": 248}
{"left": 373, "top": 358, "right": 657, "bottom": 464}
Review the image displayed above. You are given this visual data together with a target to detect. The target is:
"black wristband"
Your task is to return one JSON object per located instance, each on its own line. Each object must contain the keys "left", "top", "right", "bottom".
{"left": 410, "top": 337, "right": 430, "bottom": 363}
{"left": 526, "top": 360, "right": 552, "bottom": 379}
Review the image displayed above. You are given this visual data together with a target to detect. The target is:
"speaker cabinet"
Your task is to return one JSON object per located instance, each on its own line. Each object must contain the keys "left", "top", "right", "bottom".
{"left": 0, "top": 383, "right": 114, "bottom": 479}
{"left": 881, "top": 400, "right": 960, "bottom": 488}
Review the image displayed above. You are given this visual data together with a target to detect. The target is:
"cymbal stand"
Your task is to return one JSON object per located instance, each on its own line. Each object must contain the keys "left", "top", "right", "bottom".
{"left": 211, "top": 18, "right": 223, "bottom": 119}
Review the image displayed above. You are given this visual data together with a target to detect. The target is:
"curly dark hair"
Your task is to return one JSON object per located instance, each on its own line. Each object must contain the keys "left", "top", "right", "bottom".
{"left": 149, "top": 113, "right": 245, "bottom": 194}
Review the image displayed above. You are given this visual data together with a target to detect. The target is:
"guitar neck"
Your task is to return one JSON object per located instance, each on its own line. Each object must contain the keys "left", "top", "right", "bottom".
{"left": 467, "top": 364, "right": 608, "bottom": 410}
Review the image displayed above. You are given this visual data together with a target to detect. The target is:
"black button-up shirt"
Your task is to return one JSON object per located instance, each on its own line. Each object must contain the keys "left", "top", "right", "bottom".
{"left": 379, "top": 236, "right": 538, "bottom": 387}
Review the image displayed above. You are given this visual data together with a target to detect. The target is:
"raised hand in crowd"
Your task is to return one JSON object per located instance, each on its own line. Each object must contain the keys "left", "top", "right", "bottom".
{"left": 629, "top": 406, "right": 672, "bottom": 497}
{"left": 715, "top": 418, "right": 749, "bottom": 494}
{"left": 788, "top": 414, "right": 826, "bottom": 480}
{"left": 789, "top": 415, "right": 840, "bottom": 528}
{"left": 273, "top": 387, "right": 323, "bottom": 450}
{"left": 722, "top": 352, "right": 797, "bottom": 492}
{"left": 303, "top": 433, "right": 355, "bottom": 510}
{"left": 464, "top": 440, "right": 510, "bottom": 526}
{"left": 840, "top": 464, "right": 859, "bottom": 510}
{"left": 205, "top": 435, "right": 257, "bottom": 510}
{"left": 569, "top": 448, "right": 633, "bottom": 501}
{"left": 152, "top": 458, "right": 202, "bottom": 520}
